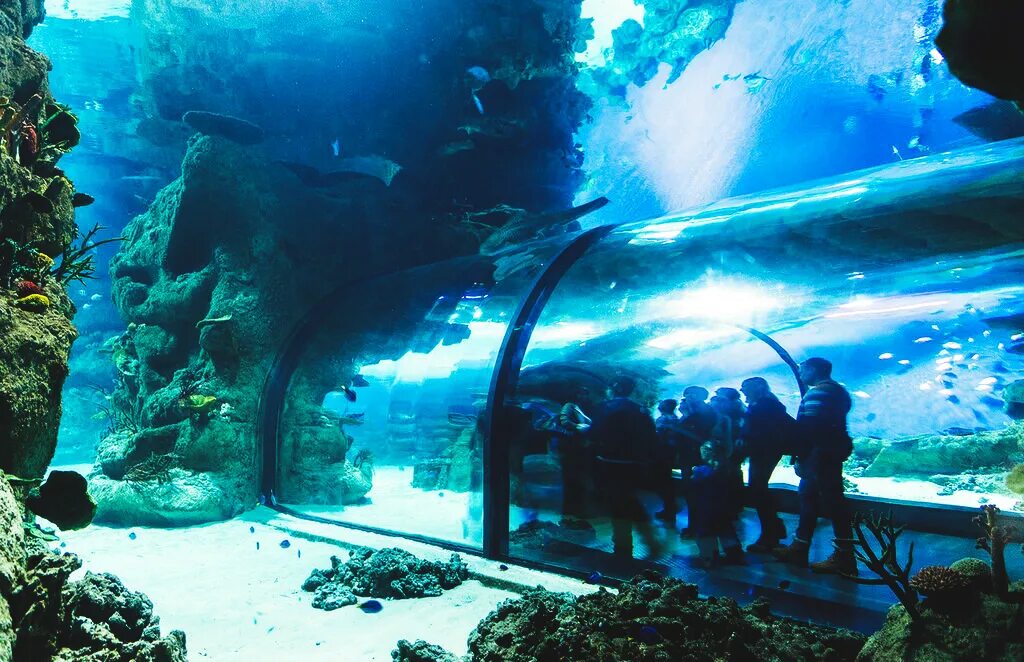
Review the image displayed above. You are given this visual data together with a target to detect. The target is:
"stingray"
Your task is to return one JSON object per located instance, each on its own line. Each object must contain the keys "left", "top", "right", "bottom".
{"left": 275, "top": 161, "right": 383, "bottom": 189}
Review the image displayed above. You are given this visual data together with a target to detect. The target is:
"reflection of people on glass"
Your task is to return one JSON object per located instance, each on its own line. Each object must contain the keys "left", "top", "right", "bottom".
{"left": 739, "top": 377, "right": 793, "bottom": 552}
{"left": 654, "top": 399, "right": 684, "bottom": 523}
{"left": 590, "top": 376, "right": 661, "bottom": 559}
{"left": 553, "top": 401, "right": 592, "bottom": 519}
{"left": 773, "top": 357, "right": 858, "bottom": 576}
{"left": 688, "top": 440, "right": 746, "bottom": 568}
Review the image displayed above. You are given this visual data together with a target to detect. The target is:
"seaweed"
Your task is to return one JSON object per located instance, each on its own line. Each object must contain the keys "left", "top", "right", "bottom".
{"left": 845, "top": 511, "right": 920, "bottom": 620}
{"left": 53, "top": 223, "right": 124, "bottom": 285}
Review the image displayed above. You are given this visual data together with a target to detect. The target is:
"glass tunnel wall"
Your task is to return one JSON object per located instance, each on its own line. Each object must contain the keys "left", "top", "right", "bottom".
{"left": 507, "top": 139, "right": 1024, "bottom": 568}
{"left": 270, "top": 240, "right": 571, "bottom": 548}
{"left": 265, "top": 139, "right": 1024, "bottom": 559}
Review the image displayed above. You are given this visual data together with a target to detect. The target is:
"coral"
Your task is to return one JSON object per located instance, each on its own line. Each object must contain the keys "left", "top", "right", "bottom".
{"left": 847, "top": 511, "right": 920, "bottom": 620}
{"left": 25, "top": 469, "right": 96, "bottom": 531}
{"left": 302, "top": 547, "right": 469, "bottom": 611}
{"left": 1007, "top": 463, "right": 1024, "bottom": 494}
{"left": 14, "top": 279, "right": 42, "bottom": 296}
{"left": 13, "top": 292, "right": 48, "bottom": 310}
{"left": 949, "top": 557, "right": 994, "bottom": 593}
{"left": 392, "top": 639, "right": 461, "bottom": 662}
{"left": 973, "top": 504, "right": 1023, "bottom": 603}
{"left": 909, "top": 566, "right": 970, "bottom": 597}
{"left": 466, "top": 572, "right": 865, "bottom": 661}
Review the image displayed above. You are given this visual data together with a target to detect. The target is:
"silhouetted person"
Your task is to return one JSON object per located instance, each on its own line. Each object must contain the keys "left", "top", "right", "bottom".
{"left": 590, "top": 377, "right": 660, "bottom": 558}
{"left": 773, "top": 357, "right": 858, "bottom": 576}
{"left": 689, "top": 441, "right": 746, "bottom": 568}
{"left": 711, "top": 388, "right": 746, "bottom": 520}
{"left": 677, "top": 386, "right": 719, "bottom": 538}
{"left": 554, "top": 402, "right": 592, "bottom": 518}
{"left": 740, "top": 377, "right": 794, "bottom": 552}
{"left": 654, "top": 399, "right": 684, "bottom": 522}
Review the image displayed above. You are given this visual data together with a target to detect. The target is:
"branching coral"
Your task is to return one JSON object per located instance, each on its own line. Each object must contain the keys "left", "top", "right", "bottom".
{"left": 973, "top": 504, "right": 1023, "bottom": 603}
{"left": 846, "top": 511, "right": 920, "bottom": 620}
{"left": 909, "top": 566, "right": 970, "bottom": 598}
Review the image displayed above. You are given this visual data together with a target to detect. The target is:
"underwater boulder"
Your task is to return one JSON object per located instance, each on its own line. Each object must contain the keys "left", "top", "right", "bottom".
{"left": 89, "top": 471, "right": 239, "bottom": 526}
{"left": 935, "top": 0, "right": 1024, "bottom": 104}
{"left": 861, "top": 429, "right": 1021, "bottom": 477}
{"left": 181, "top": 111, "right": 265, "bottom": 145}
{"left": 392, "top": 639, "right": 461, "bottom": 662}
{"left": 25, "top": 470, "right": 96, "bottom": 531}
{"left": 1003, "top": 379, "right": 1024, "bottom": 419}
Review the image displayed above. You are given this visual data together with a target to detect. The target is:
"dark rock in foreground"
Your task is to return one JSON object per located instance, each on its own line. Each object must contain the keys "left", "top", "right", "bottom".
{"left": 392, "top": 639, "right": 462, "bottom": 662}
{"left": 466, "top": 572, "right": 866, "bottom": 661}
{"left": 303, "top": 547, "right": 469, "bottom": 610}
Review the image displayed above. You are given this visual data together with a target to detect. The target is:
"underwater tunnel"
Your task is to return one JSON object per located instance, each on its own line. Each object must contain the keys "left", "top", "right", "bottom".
{"left": 260, "top": 137, "right": 1024, "bottom": 571}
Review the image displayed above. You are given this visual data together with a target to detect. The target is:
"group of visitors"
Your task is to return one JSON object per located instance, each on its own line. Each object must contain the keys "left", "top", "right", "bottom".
{"left": 562, "top": 357, "right": 857, "bottom": 576}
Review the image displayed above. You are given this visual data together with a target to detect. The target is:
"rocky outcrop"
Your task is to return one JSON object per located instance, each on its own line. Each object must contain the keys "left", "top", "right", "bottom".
{"left": 464, "top": 572, "right": 865, "bottom": 661}
{"left": 0, "top": 0, "right": 80, "bottom": 481}
{"left": 302, "top": 547, "right": 469, "bottom": 611}
{"left": 853, "top": 425, "right": 1023, "bottom": 478}
{"left": 0, "top": 475, "right": 187, "bottom": 661}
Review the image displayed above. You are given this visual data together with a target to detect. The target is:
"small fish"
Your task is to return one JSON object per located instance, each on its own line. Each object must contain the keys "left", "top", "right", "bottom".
{"left": 466, "top": 66, "right": 491, "bottom": 83}
{"left": 743, "top": 72, "right": 770, "bottom": 93}
{"left": 438, "top": 492, "right": 445, "bottom": 498}
{"left": 898, "top": 359, "right": 911, "bottom": 365}
{"left": 438, "top": 140, "right": 476, "bottom": 157}
{"left": 90, "top": 293, "right": 102, "bottom": 301}
{"left": 943, "top": 427, "right": 975, "bottom": 436}
{"left": 128, "top": 531, "right": 137, "bottom": 540}
{"left": 499, "top": 564, "right": 509, "bottom": 571}
{"left": 865, "top": 412, "right": 877, "bottom": 422}
{"left": 249, "top": 526, "right": 255, "bottom": 533}
{"left": 270, "top": 491, "right": 278, "bottom": 507}
{"left": 913, "top": 336, "right": 932, "bottom": 343}
{"left": 637, "top": 625, "right": 660, "bottom": 644}
{"left": 298, "top": 549, "right": 301, "bottom": 559}
{"left": 447, "top": 412, "right": 477, "bottom": 427}
{"left": 943, "top": 341, "right": 963, "bottom": 350}
{"left": 338, "top": 416, "right": 364, "bottom": 426}
{"left": 853, "top": 391, "right": 871, "bottom": 399}
{"left": 258, "top": 494, "right": 266, "bottom": 506}
{"left": 72, "top": 193, "right": 95, "bottom": 207}
{"left": 358, "top": 600, "right": 384, "bottom": 613}
{"left": 778, "top": 579, "right": 791, "bottom": 590}
{"left": 331, "top": 138, "right": 340, "bottom": 157}
{"left": 471, "top": 92, "right": 484, "bottom": 115}
{"left": 256, "top": 541, "right": 260, "bottom": 550}
{"left": 947, "top": 395, "right": 961, "bottom": 404}
{"left": 942, "top": 380, "right": 955, "bottom": 389}
{"left": 942, "top": 372, "right": 958, "bottom": 379}
{"left": 980, "top": 395, "right": 1005, "bottom": 409}
{"left": 585, "top": 571, "right": 603, "bottom": 584}
{"left": 892, "top": 145, "right": 903, "bottom": 161}
{"left": 878, "top": 353, "right": 893, "bottom": 360}
{"left": 82, "top": 303, "right": 92, "bottom": 310}
{"left": 351, "top": 374, "right": 370, "bottom": 387}
{"left": 340, "top": 386, "right": 357, "bottom": 402}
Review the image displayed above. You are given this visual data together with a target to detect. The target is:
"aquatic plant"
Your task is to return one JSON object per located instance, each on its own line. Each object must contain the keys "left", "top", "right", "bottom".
{"left": 845, "top": 511, "right": 921, "bottom": 620}
{"left": 53, "top": 223, "right": 124, "bottom": 285}
{"left": 1, "top": 93, "right": 42, "bottom": 157}
{"left": 973, "top": 504, "right": 1023, "bottom": 603}
{"left": 37, "top": 102, "right": 80, "bottom": 158}
{"left": 122, "top": 452, "right": 179, "bottom": 485}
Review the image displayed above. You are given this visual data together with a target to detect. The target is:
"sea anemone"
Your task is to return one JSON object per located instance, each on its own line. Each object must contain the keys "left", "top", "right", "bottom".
{"left": 15, "top": 280, "right": 44, "bottom": 297}
{"left": 909, "top": 565, "right": 971, "bottom": 597}
{"left": 14, "top": 293, "right": 50, "bottom": 311}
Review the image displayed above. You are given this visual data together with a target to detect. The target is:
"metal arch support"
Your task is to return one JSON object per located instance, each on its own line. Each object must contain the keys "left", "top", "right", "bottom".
{"left": 482, "top": 225, "right": 616, "bottom": 558}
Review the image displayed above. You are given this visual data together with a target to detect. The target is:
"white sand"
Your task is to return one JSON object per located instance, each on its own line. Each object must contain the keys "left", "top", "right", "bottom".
{"left": 50, "top": 507, "right": 595, "bottom": 662}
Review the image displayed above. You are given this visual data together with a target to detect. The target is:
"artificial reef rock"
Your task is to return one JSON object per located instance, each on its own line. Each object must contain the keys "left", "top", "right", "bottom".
{"left": 98, "top": 0, "right": 608, "bottom": 524}
{"left": 0, "top": 0, "right": 82, "bottom": 482}
{"left": 302, "top": 547, "right": 469, "bottom": 611}
{"left": 0, "top": 475, "right": 187, "bottom": 661}
{"left": 406, "top": 571, "right": 866, "bottom": 661}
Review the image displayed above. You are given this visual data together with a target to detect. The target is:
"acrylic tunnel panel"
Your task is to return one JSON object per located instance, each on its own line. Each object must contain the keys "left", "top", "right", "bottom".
{"left": 273, "top": 239, "right": 567, "bottom": 548}
{"left": 506, "top": 139, "right": 1024, "bottom": 566}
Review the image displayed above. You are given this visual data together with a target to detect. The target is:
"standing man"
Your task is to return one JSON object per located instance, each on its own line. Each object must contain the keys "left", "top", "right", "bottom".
{"left": 654, "top": 399, "right": 684, "bottom": 523}
{"left": 772, "top": 358, "right": 858, "bottom": 576}
{"left": 740, "top": 377, "right": 793, "bottom": 552}
{"left": 590, "top": 376, "right": 661, "bottom": 559}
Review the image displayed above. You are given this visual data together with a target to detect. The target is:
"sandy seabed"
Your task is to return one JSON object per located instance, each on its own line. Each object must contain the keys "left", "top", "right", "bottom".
{"left": 50, "top": 505, "right": 542, "bottom": 661}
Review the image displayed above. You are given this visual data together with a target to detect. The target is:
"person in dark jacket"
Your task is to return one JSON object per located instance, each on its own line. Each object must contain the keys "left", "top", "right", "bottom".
{"left": 654, "top": 399, "right": 684, "bottom": 523}
{"left": 739, "top": 377, "right": 793, "bottom": 552}
{"left": 590, "top": 376, "right": 661, "bottom": 558}
{"left": 688, "top": 440, "right": 746, "bottom": 568}
{"left": 773, "top": 357, "right": 858, "bottom": 576}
